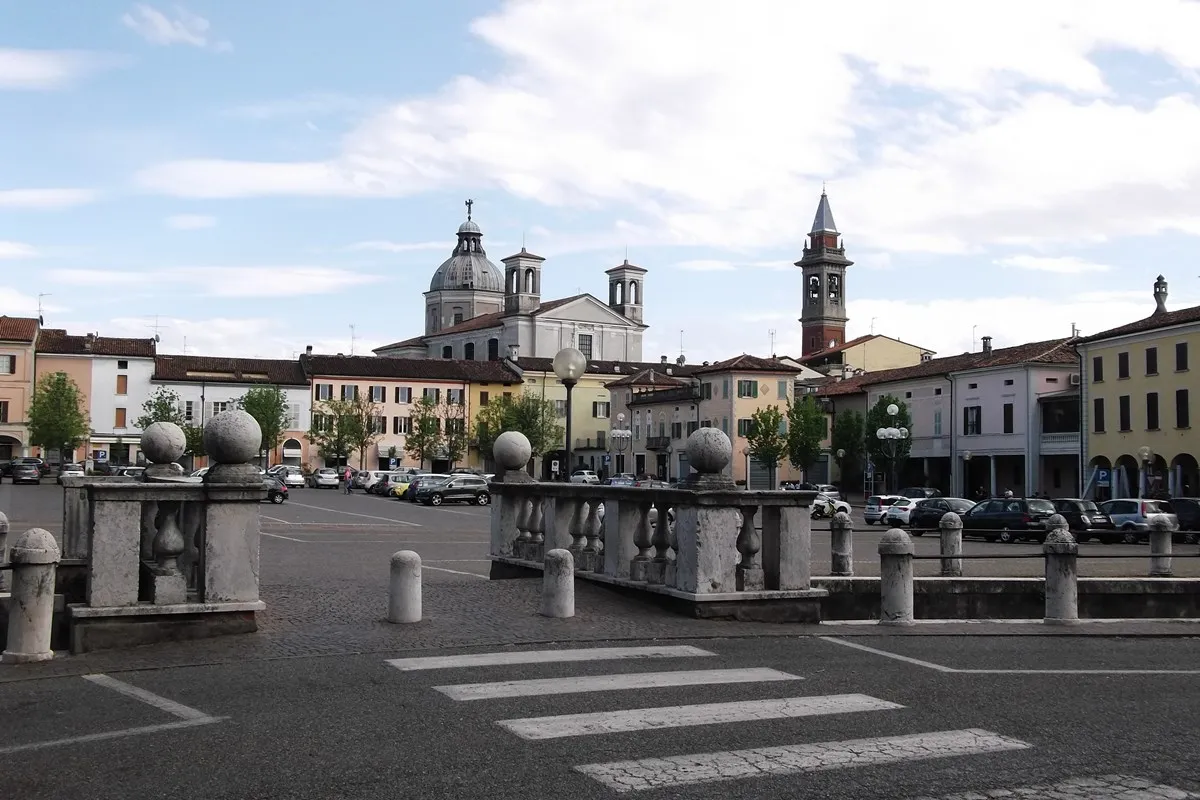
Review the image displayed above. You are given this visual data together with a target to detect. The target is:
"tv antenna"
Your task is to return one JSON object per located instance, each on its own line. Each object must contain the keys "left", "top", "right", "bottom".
{"left": 870, "top": 317, "right": 877, "bottom": 335}
{"left": 349, "top": 324, "right": 357, "bottom": 356}
{"left": 768, "top": 328, "right": 777, "bottom": 355}
{"left": 36, "top": 293, "right": 51, "bottom": 325}
{"left": 146, "top": 315, "right": 168, "bottom": 344}
{"left": 182, "top": 336, "right": 188, "bottom": 355}
{"left": 971, "top": 324, "right": 977, "bottom": 352}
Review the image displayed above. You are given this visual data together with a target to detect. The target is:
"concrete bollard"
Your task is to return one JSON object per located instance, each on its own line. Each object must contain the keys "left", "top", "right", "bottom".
{"left": 1043, "top": 515, "right": 1078, "bottom": 625}
{"left": 0, "top": 511, "right": 9, "bottom": 593}
{"left": 1148, "top": 517, "right": 1173, "bottom": 577}
{"left": 388, "top": 550, "right": 422, "bottom": 624}
{"left": 830, "top": 511, "right": 853, "bottom": 576}
{"left": 939, "top": 511, "right": 963, "bottom": 577}
{"left": 2, "top": 528, "right": 61, "bottom": 664}
{"left": 540, "top": 548, "right": 575, "bottom": 618}
{"left": 878, "top": 529, "right": 915, "bottom": 626}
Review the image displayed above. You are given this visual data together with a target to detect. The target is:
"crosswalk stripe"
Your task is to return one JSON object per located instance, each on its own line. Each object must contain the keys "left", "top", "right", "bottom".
{"left": 435, "top": 667, "right": 801, "bottom": 701}
{"left": 907, "top": 774, "right": 1199, "bottom": 799}
{"left": 575, "top": 728, "right": 1031, "bottom": 793}
{"left": 387, "top": 645, "right": 715, "bottom": 672}
{"left": 498, "top": 693, "right": 903, "bottom": 740}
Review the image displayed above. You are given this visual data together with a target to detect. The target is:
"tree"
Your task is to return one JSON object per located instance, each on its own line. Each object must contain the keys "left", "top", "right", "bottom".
{"left": 507, "top": 392, "right": 563, "bottom": 458}
{"left": 830, "top": 409, "right": 865, "bottom": 490}
{"left": 184, "top": 425, "right": 207, "bottom": 458}
{"left": 441, "top": 399, "right": 468, "bottom": 469}
{"left": 786, "top": 395, "right": 828, "bottom": 477}
{"left": 405, "top": 395, "right": 444, "bottom": 469}
{"left": 344, "top": 394, "right": 384, "bottom": 469}
{"left": 308, "top": 398, "right": 361, "bottom": 466}
{"left": 27, "top": 371, "right": 90, "bottom": 461}
{"left": 865, "top": 395, "right": 913, "bottom": 493}
{"left": 473, "top": 395, "right": 512, "bottom": 458}
{"left": 237, "top": 386, "right": 290, "bottom": 466}
{"left": 135, "top": 387, "right": 185, "bottom": 430}
{"left": 745, "top": 405, "right": 788, "bottom": 488}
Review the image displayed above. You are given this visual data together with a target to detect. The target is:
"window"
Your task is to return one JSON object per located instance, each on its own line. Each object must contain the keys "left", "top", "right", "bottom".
{"left": 968, "top": 383, "right": 977, "bottom": 390}
{"left": 453, "top": 312, "right": 464, "bottom": 325}
{"left": 933, "top": 409, "right": 942, "bottom": 436}
{"left": 777, "top": 416, "right": 788, "bottom": 436}
{"left": 393, "top": 416, "right": 412, "bottom": 434}
{"left": 286, "top": 403, "right": 300, "bottom": 429}
{"left": 1146, "top": 347, "right": 1158, "bottom": 376}
{"left": 316, "top": 383, "right": 333, "bottom": 401}
{"left": 0, "top": 400, "right": 7, "bottom": 423}
{"left": 1092, "top": 356, "right": 1104, "bottom": 382}
{"left": 0, "top": 355, "right": 14, "bottom": 374}
{"left": 963, "top": 406, "right": 981, "bottom": 435}
{"left": 395, "top": 387, "right": 412, "bottom": 404}
{"left": 372, "top": 415, "right": 387, "bottom": 434}
{"left": 211, "top": 400, "right": 231, "bottom": 415}
{"left": 700, "top": 419, "right": 711, "bottom": 428}
{"left": 934, "top": 387, "right": 942, "bottom": 396}
{"left": 1003, "top": 379, "right": 1013, "bottom": 386}
{"left": 1046, "top": 377, "right": 1058, "bottom": 383}
{"left": 1093, "top": 398, "right": 1105, "bottom": 433}
{"left": 554, "top": 399, "right": 567, "bottom": 417}
{"left": 442, "top": 346, "right": 453, "bottom": 359}
{"left": 117, "top": 360, "right": 128, "bottom": 370}
{"left": 671, "top": 422, "right": 683, "bottom": 439}
{"left": 577, "top": 334, "right": 593, "bottom": 360}
{"left": 503, "top": 391, "right": 512, "bottom": 400}
{"left": 1118, "top": 352, "right": 1129, "bottom": 379}
{"left": 658, "top": 420, "right": 666, "bottom": 437}
{"left": 1118, "top": 395, "right": 1131, "bottom": 431}
{"left": 487, "top": 338, "right": 500, "bottom": 361}
{"left": 777, "top": 380, "right": 788, "bottom": 400}
{"left": 722, "top": 379, "right": 729, "bottom": 399}
{"left": 447, "top": 388, "right": 464, "bottom": 404}
{"left": 445, "top": 418, "right": 465, "bottom": 434}
{"left": 341, "top": 384, "right": 358, "bottom": 401}
{"left": 312, "top": 413, "right": 327, "bottom": 432}
{"left": 1003, "top": 403, "right": 1014, "bottom": 434}
{"left": 1177, "top": 342, "right": 1189, "bottom": 372}
{"left": 370, "top": 385, "right": 385, "bottom": 403}
{"left": 1177, "top": 389, "right": 1190, "bottom": 428}
{"left": 423, "top": 388, "right": 441, "bottom": 403}
{"left": 479, "top": 391, "right": 489, "bottom": 406}
{"left": 116, "top": 374, "right": 128, "bottom": 395}
{"left": 736, "top": 380, "right": 758, "bottom": 398}
{"left": 736, "top": 418, "right": 753, "bottom": 437}
{"left": 905, "top": 391, "right": 912, "bottom": 399}
{"left": 686, "top": 420, "right": 699, "bottom": 436}
{"left": 464, "top": 343, "right": 475, "bottom": 360}
{"left": 701, "top": 383, "right": 713, "bottom": 399}
{"left": 721, "top": 417, "right": 729, "bottom": 434}
{"left": 115, "top": 407, "right": 127, "bottom": 428}
{"left": 1146, "top": 392, "right": 1160, "bottom": 430}
{"left": 592, "top": 401, "right": 610, "bottom": 418}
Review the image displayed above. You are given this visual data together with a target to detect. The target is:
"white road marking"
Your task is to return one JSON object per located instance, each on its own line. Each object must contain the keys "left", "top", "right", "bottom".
{"left": 423, "top": 565, "right": 488, "bottom": 579}
{"left": 819, "top": 637, "right": 958, "bottom": 672}
{"left": 389, "top": 645, "right": 716, "bottom": 671}
{"left": 576, "top": 728, "right": 1031, "bottom": 793}
{"left": 0, "top": 717, "right": 224, "bottom": 755}
{"left": 260, "top": 514, "right": 292, "bottom": 524}
{"left": 435, "top": 667, "right": 800, "bottom": 701}
{"left": 426, "top": 559, "right": 491, "bottom": 563}
{"left": 82, "top": 674, "right": 211, "bottom": 720}
{"left": 282, "top": 501, "right": 422, "bottom": 526}
{"left": 499, "top": 693, "right": 903, "bottom": 740}
{"left": 261, "top": 531, "right": 307, "bottom": 542}
{"left": 908, "top": 774, "right": 1200, "bottom": 799}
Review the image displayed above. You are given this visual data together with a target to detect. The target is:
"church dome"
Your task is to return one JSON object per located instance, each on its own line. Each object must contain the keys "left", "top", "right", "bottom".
{"left": 430, "top": 204, "right": 503, "bottom": 293}
{"left": 458, "top": 219, "right": 481, "bottom": 234}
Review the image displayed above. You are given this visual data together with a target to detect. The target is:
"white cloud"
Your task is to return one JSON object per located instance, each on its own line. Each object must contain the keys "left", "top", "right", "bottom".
{"left": 89, "top": 315, "right": 387, "bottom": 359}
{"left": 122, "top": 4, "right": 231, "bottom": 51}
{"left": 165, "top": 214, "right": 216, "bottom": 230}
{"left": 224, "top": 93, "right": 382, "bottom": 120}
{"left": 47, "top": 266, "right": 383, "bottom": 298}
{"left": 0, "top": 48, "right": 105, "bottom": 90}
{"left": 994, "top": 255, "right": 1111, "bottom": 274}
{"left": 673, "top": 259, "right": 735, "bottom": 272}
{"left": 0, "top": 188, "right": 97, "bottom": 209}
{"left": 0, "top": 286, "right": 67, "bottom": 316}
{"left": 347, "top": 240, "right": 448, "bottom": 253}
{"left": 0, "top": 241, "right": 39, "bottom": 259}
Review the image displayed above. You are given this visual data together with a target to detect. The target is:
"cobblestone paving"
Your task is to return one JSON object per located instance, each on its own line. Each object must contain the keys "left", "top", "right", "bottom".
{"left": 908, "top": 775, "right": 1200, "bottom": 799}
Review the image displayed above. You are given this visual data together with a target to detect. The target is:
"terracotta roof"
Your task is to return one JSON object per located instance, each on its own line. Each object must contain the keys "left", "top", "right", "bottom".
{"left": 35, "top": 329, "right": 156, "bottom": 357}
{"left": 153, "top": 355, "right": 308, "bottom": 385}
{"left": 1080, "top": 304, "right": 1200, "bottom": 343}
{"left": 690, "top": 354, "right": 800, "bottom": 375}
{"left": 515, "top": 357, "right": 699, "bottom": 379}
{"left": 375, "top": 335, "right": 428, "bottom": 352}
{"left": 301, "top": 353, "right": 520, "bottom": 383}
{"left": 605, "top": 367, "right": 692, "bottom": 389}
{"left": 628, "top": 385, "right": 700, "bottom": 406}
{"left": 815, "top": 337, "right": 1078, "bottom": 397}
{"left": 0, "top": 316, "right": 38, "bottom": 342}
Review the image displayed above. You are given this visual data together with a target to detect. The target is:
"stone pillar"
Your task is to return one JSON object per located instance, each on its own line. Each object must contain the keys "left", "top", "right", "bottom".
{"left": 61, "top": 485, "right": 91, "bottom": 560}
{"left": 939, "top": 511, "right": 963, "bottom": 577}
{"left": 543, "top": 497, "right": 578, "bottom": 552}
{"left": 201, "top": 410, "right": 265, "bottom": 603}
{"left": 1148, "top": 516, "right": 1173, "bottom": 577}
{"left": 540, "top": 549, "right": 574, "bottom": 618}
{"left": 603, "top": 498, "right": 641, "bottom": 579}
{"left": 2, "top": 528, "right": 61, "bottom": 664}
{"left": 761, "top": 505, "right": 811, "bottom": 590}
{"left": 141, "top": 422, "right": 189, "bottom": 604}
{"left": 490, "top": 431, "right": 536, "bottom": 561}
{"left": 989, "top": 455, "right": 998, "bottom": 496}
{"left": 830, "top": 511, "right": 853, "bottom": 576}
{"left": 0, "top": 511, "right": 9, "bottom": 594}
{"left": 1043, "top": 515, "right": 1078, "bottom": 625}
{"left": 388, "top": 550, "right": 421, "bottom": 624}
{"left": 735, "top": 505, "right": 763, "bottom": 591}
{"left": 673, "top": 428, "right": 740, "bottom": 594}
{"left": 878, "top": 529, "right": 915, "bottom": 626}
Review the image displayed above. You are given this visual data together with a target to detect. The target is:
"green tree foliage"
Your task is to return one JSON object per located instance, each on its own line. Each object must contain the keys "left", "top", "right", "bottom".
{"left": 308, "top": 398, "right": 362, "bottom": 465}
{"left": 134, "top": 387, "right": 185, "bottom": 430}
{"left": 471, "top": 391, "right": 564, "bottom": 465}
{"left": 237, "top": 386, "right": 290, "bottom": 465}
{"left": 405, "top": 395, "right": 444, "bottom": 469}
{"left": 27, "top": 371, "right": 90, "bottom": 460}
{"left": 745, "top": 405, "right": 788, "bottom": 486}
{"left": 441, "top": 399, "right": 468, "bottom": 469}
{"left": 183, "top": 425, "right": 207, "bottom": 457}
{"left": 786, "top": 395, "right": 828, "bottom": 474}
{"left": 865, "top": 395, "right": 913, "bottom": 489}
{"left": 830, "top": 409, "right": 866, "bottom": 489}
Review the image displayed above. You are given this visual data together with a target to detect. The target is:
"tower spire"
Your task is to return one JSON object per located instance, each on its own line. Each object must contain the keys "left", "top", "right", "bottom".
{"left": 810, "top": 190, "right": 838, "bottom": 235}
{"left": 796, "top": 189, "right": 852, "bottom": 361}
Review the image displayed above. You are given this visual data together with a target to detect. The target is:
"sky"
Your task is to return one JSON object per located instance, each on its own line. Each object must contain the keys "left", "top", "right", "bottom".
{"left": 3, "top": 0, "right": 1200, "bottom": 364}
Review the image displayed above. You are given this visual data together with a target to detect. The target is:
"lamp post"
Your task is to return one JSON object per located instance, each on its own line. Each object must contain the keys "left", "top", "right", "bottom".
{"left": 1137, "top": 445, "right": 1154, "bottom": 498}
{"left": 875, "top": 402, "right": 909, "bottom": 494}
{"left": 962, "top": 450, "right": 973, "bottom": 498}
{"left": 552, "top": 347, "right": 587, "bottom": 481}
{"left": 610, "top": 412, "right": 632, "bottom": 476}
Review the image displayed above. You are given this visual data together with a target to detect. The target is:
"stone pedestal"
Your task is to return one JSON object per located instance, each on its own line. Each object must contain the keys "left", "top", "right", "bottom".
{"left": 490, "top": 494, "right": 523, "bottom": 560}
{"left": 87, "top": 498, "right": 143, "bottom": 608}
{"left": 603, "top": 499, "right": 640, "bottom": 580}
{"left": 202, "top": 486, "right": 263, "bottom": 603}
{"left": 147, "top": 565, "right": 187, "bottom": 605}
{"left": 674, "top": 505, "right": 741, "bottom": 594}
{"left": 761, "top": 506, "right": 811, "bottom": 590}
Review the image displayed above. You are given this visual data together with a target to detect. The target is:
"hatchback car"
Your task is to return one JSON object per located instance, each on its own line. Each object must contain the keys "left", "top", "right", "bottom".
{"left": 279, "top": 466, "right": 306, "bottom": 488}
{"left": 56, "top": 463, "right": 86, "bottom": 484}
{"left": 961, "top": 497, "right": 1058, "bottom": 543}
{"left": 885, "top": 497, "right": 918, "bottom": 527}
{"left": 570, "top": 469, "right": 600, "bottom": 484}
{"left": 1052, "top": 498, "right": 1116, "bottom": 543}
{"left": 262, "top": 477, "right": 288, "bottom": 504}
{"left": 907, "top": 497, "right": 977, "bottom": 533}
{"left": 864, "top": 495, "right": 905, "bottom": 524}
{"left": 11, "top": 462, "right": 41, "bottom": 484}
{"left": 308, "top": 468, "right": 341, "bottom": 489}
{"left": 1098, "top": 498, "right": 1179, "bottom": 544}
{"left": 416, "top": 474, "right": 491, "bottom": 506}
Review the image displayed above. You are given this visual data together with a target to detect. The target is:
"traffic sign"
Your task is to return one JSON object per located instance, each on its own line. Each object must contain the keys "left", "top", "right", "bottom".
{"left": 551, "top": 460, "right": 560, "bottom": 472}
{"left": 603, "top": 454, "right": 611, "bottom": 463}
{"left": 1096, "top": 468, "right": 1111, "bottom": 488}
{"left": 389, "top": 458, "right": 398, "bottom": 469}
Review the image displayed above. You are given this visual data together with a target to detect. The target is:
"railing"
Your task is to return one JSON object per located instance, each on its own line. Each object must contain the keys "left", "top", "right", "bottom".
{"left": 645, "top": 436, "right": 671, "bottom": 451}
{"left": 574, "top": 436, "right": 607, "bottom": 449}
{"left": 1040, "top": 431, "right": 1079, "bottom": 448}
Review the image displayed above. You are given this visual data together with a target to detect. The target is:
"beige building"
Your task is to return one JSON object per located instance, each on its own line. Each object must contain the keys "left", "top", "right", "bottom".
{"left": 800, "top": 333, "right": 934, "bottom": 377}
{"left": 608, "top": 366, "right": 697, "bottom": 479}
{"left": 0, "top": 316, "right": 39, "bottom": 460}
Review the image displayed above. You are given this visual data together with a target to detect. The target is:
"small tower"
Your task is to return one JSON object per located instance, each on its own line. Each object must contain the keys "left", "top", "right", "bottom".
{"left": 1153, "top": 275, "right": 1169, "bottom": 315}
{"left": 502, "top": 247, "right": 545, "bottom": 315}
{"left": 605, "top": 259, "right": 646, "bottom": 324}
{"left": 797, "top": 189, "right": 853, "bottom": 356}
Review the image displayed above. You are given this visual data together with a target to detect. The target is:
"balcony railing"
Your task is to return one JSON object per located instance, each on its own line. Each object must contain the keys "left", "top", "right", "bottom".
{"left": 1040, "top": 431, "right": 1080, "bottom": 450}
{"left": 575, "top": 436, "right": 607, "bottom": 450}
{"left": 646, "top": 436, "right": 671, "bottom": 450}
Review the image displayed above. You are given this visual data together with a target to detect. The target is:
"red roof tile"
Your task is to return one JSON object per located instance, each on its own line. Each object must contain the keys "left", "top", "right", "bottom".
{"left": 302, "top": 353, "right": 520, "bottom": 383}
{"left": 35, "top": 329, "right": 156, "bottom": 357}
{"left": 0, "top": 316, "right": 38, "bottom": 342}
{"left": 690, "top": 354, "right": 800, "bottom": 375}
{"left": 154, "top": 355, "right": 308, "bottom": 385}
{"left": 1080, "top": 304, "right": 1200, "bottom": 342}
{"left": 604, "top": 367, "right": 691, "bottom": 388}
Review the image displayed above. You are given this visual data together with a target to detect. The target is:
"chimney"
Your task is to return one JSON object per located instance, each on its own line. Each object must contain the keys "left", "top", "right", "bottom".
{"left": 666, "top": 367, "right": 673, "bottom": 376}
{"left": 305, "top": 345, "right": 313, "bottom": 356}
{"left": 84, "top": 332, "right": 96, "bottom": 352}
{"left": 660, "top": 355, "right": 668, "bottom": 364}
{"left": 508, "top": 344, "right": 520, "bottom": 360}
{"left": 981, "top": 336, "right": 993, "bottom": 355}
{"left": 1153, "top": 275, "right": 1169, "bottom": 315}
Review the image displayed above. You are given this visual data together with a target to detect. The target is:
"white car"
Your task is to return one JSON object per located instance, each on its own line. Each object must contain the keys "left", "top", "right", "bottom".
{"left": 570, "top": 469, "right": 600, "bottom": 484}
{"left": 864, "top": 495, "right": 905, "bottom": 524}
{"left": 280, "top": 466, "right": 306, "bottom": 488}
{"left": 886, "top": 497, "right": 917, "bottom": 527}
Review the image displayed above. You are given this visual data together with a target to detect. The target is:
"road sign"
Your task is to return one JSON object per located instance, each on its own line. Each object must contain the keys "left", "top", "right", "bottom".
{"left": 93, "top": 450, "right": 108, "bottom": 462}
{"left": 603, "top": 454, "right": 611, "bottom": 463}
{"left": 1096, "top": 468, "right": 1111, "bottom": 488}
{"left": 551, "top": 460, "right": 560, "bottom": 473}
{"left": 389, "top": 458, "right": 398, "bottom": 469}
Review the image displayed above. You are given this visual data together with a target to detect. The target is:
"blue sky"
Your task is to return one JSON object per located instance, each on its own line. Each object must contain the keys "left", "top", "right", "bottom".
{"left": 3, "top": 0, "right": 1200, "bottom": 362}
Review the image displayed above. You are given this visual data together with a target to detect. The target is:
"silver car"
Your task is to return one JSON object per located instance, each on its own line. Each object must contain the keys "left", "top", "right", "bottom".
{"left": 309, "top": 468, "right": 341, "bottom": 489}
{"left": 1098, "top": 498, "right": 1179, "bottom": 544}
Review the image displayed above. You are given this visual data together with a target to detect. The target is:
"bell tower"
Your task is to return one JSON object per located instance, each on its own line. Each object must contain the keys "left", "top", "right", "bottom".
{"left": 797, "top": 189, "right": 852, "bottom": 356}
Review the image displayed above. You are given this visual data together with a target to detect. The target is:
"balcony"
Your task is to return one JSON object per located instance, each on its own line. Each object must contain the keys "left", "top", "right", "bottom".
{"left": 646, "top": 436, "right": 672, "bottom": 451}
{"left": 574, "top": 436, "right": 607, "bottom": 450}
{"left": 1040, "top": 431, "right": 1080, "bottom": 453}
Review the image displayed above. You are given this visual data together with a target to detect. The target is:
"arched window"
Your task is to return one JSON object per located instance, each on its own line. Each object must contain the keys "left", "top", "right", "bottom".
{"left": 464, "top": 342, "right": 475, "bottom": 360}
{"left": 524, "top": 268, "right": 534, "bottom": 293}
{"left": 629, "top": 280, "right": 639, "bottom": 304}
{"left": 487, "top": 338, "right": 499, "bottom": 360}
{"left": 828, "top": 275, "right": 841, "bottom": 304}
{"left": 612, "top": 281, "right": 624, "bottom": 305}
{"left": 808, "top": 275, "right": 821, "bottom": 302}
{"left": 442, "top": 345, "right": 453, "bottom": 359}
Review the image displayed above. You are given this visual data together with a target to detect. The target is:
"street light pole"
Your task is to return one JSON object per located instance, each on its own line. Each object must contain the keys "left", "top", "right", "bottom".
{"left": 552, "top": 347, "right": 587, "bottom": 482}
{"left": 1137, "top": 445, "right": 1153, "bottom": 498}
{"left": 875, "top": 402, "right": 909, "bottom": 494}
{"left": 610, "top": 412, "right": 632, "bottom": 476}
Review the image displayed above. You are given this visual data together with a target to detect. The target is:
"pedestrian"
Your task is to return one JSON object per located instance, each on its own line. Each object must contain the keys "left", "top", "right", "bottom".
{"left": 343, "top": 466, "right": 352, "bottom": 494}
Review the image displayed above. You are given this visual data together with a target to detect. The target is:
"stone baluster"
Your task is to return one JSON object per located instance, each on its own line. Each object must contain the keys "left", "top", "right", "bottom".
{"left": 514, "top": 496, "right": 533, "bottom": 561}
{"left": 0, "top": 511, "right": 9, "bottom": 594}
{"left": 665, "top": 502, "right": 680, "bottom": 587}
{"left": 137, "top": 421, "right": 191, "bottom": 604}
{"left": 528, "top": 497, "right": 546, "bottom": 563}
{"left": 580, "top": 499, "right": 602, "bottom": 572}
{"left": 592, "top": 496, "right": 607, "bottom": 574}
{"left": 566, "top": 499, "right": 588, "bottom": 563}
{"left": 629, "top": 502, "right": 655, "bottom": 582}
{"left": 736, "top": 504, "right": 763, "bottom": 591}
{"left": 645, "top": 500, "right": 671, "bottom": 584}
{"left": 489, "top": 431, "right": 537, "bottom": 561}
{"left": 148, "top": 500, "right": 187, "bottom": 604}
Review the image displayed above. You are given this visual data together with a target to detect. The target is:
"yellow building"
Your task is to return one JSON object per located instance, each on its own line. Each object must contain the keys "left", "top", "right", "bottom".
{"left": 1078, "top": 276, "right": 1200, "bottom": 499}
{"left": 800, "top": 333, "right": 934, "bottom": 377}
{"left": 0, "top": 316, "right": 39, "bottom": 460}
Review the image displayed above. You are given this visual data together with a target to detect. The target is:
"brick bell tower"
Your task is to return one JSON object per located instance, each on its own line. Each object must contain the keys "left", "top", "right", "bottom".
{"left": 797, "top": 189, "right": 852, "bottom": 356}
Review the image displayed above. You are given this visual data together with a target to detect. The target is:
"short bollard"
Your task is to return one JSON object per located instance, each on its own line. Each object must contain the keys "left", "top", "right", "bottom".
{"left": 388, "top": 550, "right": 421, "bottom": 624}
{"left": 1148, "top": 517, "right": 1173, "bottom": 577}
{"left": 939, "top": 511, "right": 963, "bottom": 577}
{"left": 2, "top": 528, "right": 61, "bottom": 664}
{"left": 878, "top": 529, "right": 915, "bottom": 626}
{"left": 540, "top": 548, "right": 575, "bottom": 619}
{"left": 0, "top": 510, "right": 10, "bottom": 593}
{"left": 830, "top": 512, "right": 853, "bottom": 576}
{"left": 1043, "top": 516, "right": 1078, "bottom": 625}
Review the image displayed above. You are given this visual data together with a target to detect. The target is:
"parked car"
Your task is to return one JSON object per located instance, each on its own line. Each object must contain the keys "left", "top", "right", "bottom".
{"left": 1097, "top": 498, "right": 1179, "bottom": 544}
{"left": 2, "top": 457, "right": 46, "bottom": 479}
{"left": 402, "top": 474, "right": 450, "bottom": 501}
{"left": 864, "top": 495, "right": 905, "bottom": 524}
{"left": 416, "top": 474, "right": 491, "bottom": 506}
{"left": 308, "top": 468, "right": 341, "bottom": 489}
{"left": 570, "top": 469, "right": 600, "bottom": 484}
{"left": 1051, "top": 498, "right": 1117, "bottom": 543}
{"left": 899, "top": 486, "right": 942, "bottom": 499}
{"left": 10, "top": 461, "right": 42, "bottom": 484}
{"left": 262, "top": 477, "right": 288, "bottom": 504}
{"left": 961, "top": 497, "right": 1058, "bottom": 543}
{"left": 885, "top": 497, "right": 919, "bottom": 527}
{"left": 812, "top": 492, "right": 852, "bottom": 519}
{"left": 1169, "top": 497, "right": 1200, "bottom": 544}
{"left": 369, "top": 472, "right": 409, "bottom": 496}
{"left": 353, "top": 470, "right": 390, "bottom": 490}
{"left": 56, "top": 463, "right": 86, "bottom": 484}
{"left": 279, "top": 466, "right": 306, "bottom": 488}
{"left": 907, "top": 497, "right": 977, "bottom": 533}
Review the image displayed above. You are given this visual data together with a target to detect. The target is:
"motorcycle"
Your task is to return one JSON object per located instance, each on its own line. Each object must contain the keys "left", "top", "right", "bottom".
{"left": 810, "top": 494, "right": 838, "bottom": 519}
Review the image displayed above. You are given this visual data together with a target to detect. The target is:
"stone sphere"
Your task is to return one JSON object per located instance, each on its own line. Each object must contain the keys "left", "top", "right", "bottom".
{"left": 493, "top": 430, "right": 532, "bottom": 471}
{"left": 140, "top": 421, "right": 187, "bottom": 464}
{"left": 203, "top": 409, "right": 263, "bottom": 465}
{"left": 685, "top": 427, "right": 732, "bottom": 474}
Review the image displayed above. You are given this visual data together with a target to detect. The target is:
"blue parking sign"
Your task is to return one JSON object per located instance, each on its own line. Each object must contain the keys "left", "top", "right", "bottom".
{"left": 1096, "top": 468, "right": 1110, "bottom": 488}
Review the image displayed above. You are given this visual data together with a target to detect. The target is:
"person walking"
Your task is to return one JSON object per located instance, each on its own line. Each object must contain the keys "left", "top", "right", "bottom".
{"left": 343, "top": 465, "right": 353, "bottom": 494}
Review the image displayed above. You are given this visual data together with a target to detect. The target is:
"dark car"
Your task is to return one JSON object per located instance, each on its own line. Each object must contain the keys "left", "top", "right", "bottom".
{"left": 907, "top": 497, "right": 977, "bottom": 534}
{"left": 1170, "top": 498, "right": 1200, "bottom": 544}
{"left": 2, "top": 456, "right": 46, "bottom": 479}
{"left": 11, "top": 462, "right": 42, "bottom": 485}
{"left": 262, "top": 477, "right": 288, "bottom": 504}
{"left": 416, "top": 474, "right": 491, "bottom": 506}
{"left": 1052, "top": 498, "right": 1116, "bottom": 544}
{"left": 961, "top": 497, "right": 1057, "bottom": 543}
{"left": 404, "top": 474, "right": 448, "bottom": 501}
{"left": 899, "top": 486, "right": 942, "bottom": 499}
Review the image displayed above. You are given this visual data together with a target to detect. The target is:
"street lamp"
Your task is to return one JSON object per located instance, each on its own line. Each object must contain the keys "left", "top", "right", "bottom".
{"left": 610, "top": 412, "right": 632, "bottom": 475}
{"left": 875, "top": 403, "right": 909, "bottom": 494}
{"left": 1137, "top": 445, "right": 1154, "bottom": 498}
{"left": 552, "top": 347, "right": 587, "bottom": 481}
{"left": 963, "top": 450, "right": 973, "bottom": 497}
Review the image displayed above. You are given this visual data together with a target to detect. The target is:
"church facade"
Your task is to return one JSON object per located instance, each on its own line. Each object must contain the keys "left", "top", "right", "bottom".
{"left": 375, "top": 203, "right": 648, "bottom": 363}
